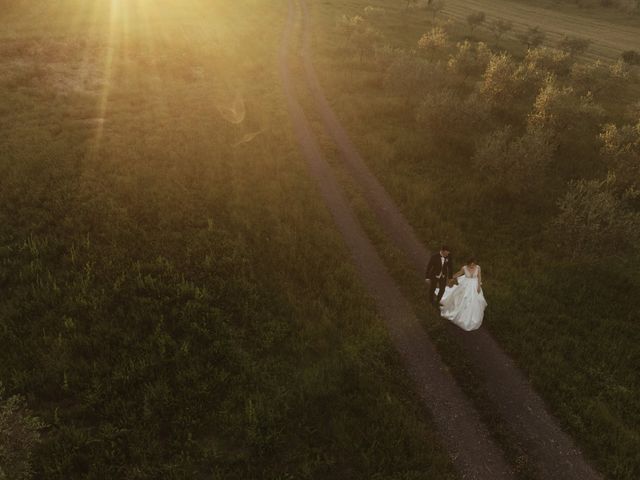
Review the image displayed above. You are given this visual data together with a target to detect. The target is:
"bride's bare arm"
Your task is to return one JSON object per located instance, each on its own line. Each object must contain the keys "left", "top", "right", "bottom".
{"left": 477, "top": 266, "right": 483, "bottom": 292}
{"left": 453, "top": 268, "right": 464, "bottom": 278}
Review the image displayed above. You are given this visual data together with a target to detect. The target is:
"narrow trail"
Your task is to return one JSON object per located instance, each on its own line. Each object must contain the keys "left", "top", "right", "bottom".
{"left": 296, "top": 1, "right": 603, "bottom": 479}
{"left": 279, "top": 1, "right": 513, "bottom": 479}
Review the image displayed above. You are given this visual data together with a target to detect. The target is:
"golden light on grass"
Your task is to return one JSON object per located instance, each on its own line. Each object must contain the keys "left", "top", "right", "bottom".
{"left": 63, "top": 0, "right": 257, "bottom": 151}
{"left": 87, "top": 0, "right": 164, "bottom": 152}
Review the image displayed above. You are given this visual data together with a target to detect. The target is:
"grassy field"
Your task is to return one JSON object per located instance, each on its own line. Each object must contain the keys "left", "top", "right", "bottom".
{"left": 3, "top": 0, "right": 639, "bottom": 478}
{"left": 440, "top": 0, "right": 640, "bottom": 62}
{"left": 0, "top": 1, "right": 459, "bottom": 478}
{"left": 509, "top": 0, "right": 640, "bottom": 26}
{"left": 305, "top": 0, "right": 640, "bottom": 479}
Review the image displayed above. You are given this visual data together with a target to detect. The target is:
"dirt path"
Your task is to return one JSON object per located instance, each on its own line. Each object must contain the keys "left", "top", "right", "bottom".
{"left": 296, "top": 0, "right": 604, "bottom": 479}
{"left": 279, "top": 1, "right": 513, "bottom": 478}
{"left": 442, "top": 0, "right": 640, "bottom": 61}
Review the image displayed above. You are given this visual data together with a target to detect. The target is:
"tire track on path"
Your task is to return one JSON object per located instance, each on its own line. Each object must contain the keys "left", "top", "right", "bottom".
{"left": 279, "top": 1, "right": 513, "bottom": 478}
{"left": 297, "top": 1, "right": 603, "bottom": 479}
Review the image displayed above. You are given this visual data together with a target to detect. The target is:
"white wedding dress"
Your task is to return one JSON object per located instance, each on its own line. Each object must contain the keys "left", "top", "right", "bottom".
{"left": 439, "top": 265, "right": 487, "bottom": 331}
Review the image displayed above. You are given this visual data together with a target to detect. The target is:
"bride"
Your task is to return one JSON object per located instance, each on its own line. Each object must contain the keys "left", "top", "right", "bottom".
{"left": 439, "top": 258, "right": 487, "bottom": 331}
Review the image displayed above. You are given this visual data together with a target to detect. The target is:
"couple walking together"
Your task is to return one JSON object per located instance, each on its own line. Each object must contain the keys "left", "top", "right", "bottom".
{"left": 425, "top": 245, "right": 487, "bottom": 331}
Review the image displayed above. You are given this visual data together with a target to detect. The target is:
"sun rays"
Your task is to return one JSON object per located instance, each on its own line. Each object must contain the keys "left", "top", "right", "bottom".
{"left": 135, "top": 0, "right": 168, "bottom": 120}
{"left": 90, "top": 0, "right": 119, "bottom": 154}
{"left": 56, "top": 0, "right": 265, "bottom": 154}
{"left": 83, "top": 0, "right": 161, "bottom": 154}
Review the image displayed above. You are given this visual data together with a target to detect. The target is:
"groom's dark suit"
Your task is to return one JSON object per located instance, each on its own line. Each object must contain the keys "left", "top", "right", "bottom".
{"left": 425, "top": 252, "right": 453, "bottom": 306}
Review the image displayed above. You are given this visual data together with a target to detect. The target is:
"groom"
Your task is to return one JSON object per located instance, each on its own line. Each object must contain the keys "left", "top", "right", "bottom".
{"left": 425, "top": 245, "right": 453, "bottom": 307}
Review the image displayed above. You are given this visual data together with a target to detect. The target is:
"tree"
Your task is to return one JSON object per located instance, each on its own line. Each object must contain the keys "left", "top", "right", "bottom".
{"left": 447, "top": 40, "right": 492, "bottom": 81}
{"left": 350, "top": 25, "right": 383, "bottom": 62}
{"left": 550, "top": 174, "right": 640, "bottom": 260}
{"left": 527, "top": 74, "right": 603, "bottom": 139}
{"left": 626, "top": 100, "right": 640, "bottom": 121}
{"left": 466, "top": 11, "right": 486, "bottom": 32}
{"left": 570, "top": 59, "right": 631, "bottom": 96}
{"left": 416, "top": 90, "right": 489, "bottom": 146}
{"left": 423, "top": 0, "right": 446, "bottom": 20}
{"left": 609, "top": 58, "right": 632, "bottom": 83}
{"left": 570, "top": 60, "right": 610, "bottom": 94}
{"left": 599, "top": 120, "right": 640, "bottom": 190}
{"left": 417, "top": 27, "right": 448, "bottom": 57}
{"left": 473, "top": 125, "right": 557, "bottom": 196}
{"left": 385, "top": 53, "right": 445, "bottom": 105}
{"left": 0, "top": 388, "right": 43, "bottom": 480}
{"left": 337, "top": 14, "right": 365, "bottom": 38}
{"left": 373, "top": 44, "right": 406, "bottom": 71}
{"left": 337, "top": 14, "right": 382, "bottom": 62}
{"left": 488, "top": 18, "right": 513, "bottom": 41}
{"left": 527, "top": 75, "right": 575, "bottom": 132}
{"left": 523, "top": 46, "right": 572, "bottom": 78}
{"left": 516, "top": 26, "right": 546, "bottom": 49}
{"left": 557, "top": 34, "right": 591, "bottom": 56}
{"left": 479, "top": 52, "right": 524, "bottom": 106}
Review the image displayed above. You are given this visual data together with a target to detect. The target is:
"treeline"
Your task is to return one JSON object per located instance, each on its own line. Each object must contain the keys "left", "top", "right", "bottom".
{"left": 331, "top": 6, "right": 640, "bottom": 478}
{"left": 339, "top": 9, "right": 640, "bottom": 262}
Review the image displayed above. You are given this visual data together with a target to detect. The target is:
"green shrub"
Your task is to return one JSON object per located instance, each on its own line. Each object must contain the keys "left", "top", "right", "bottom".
{"left": 550, "top": 175, "right": 640, "bottom": 260}
{"left": 0, "top": 387, "right": 43, "bottom": 480}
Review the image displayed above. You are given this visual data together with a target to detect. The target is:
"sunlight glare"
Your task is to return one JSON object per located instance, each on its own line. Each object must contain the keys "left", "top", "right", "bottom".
{"left": 90, "top": 0, "right": 119, "bottom": 154}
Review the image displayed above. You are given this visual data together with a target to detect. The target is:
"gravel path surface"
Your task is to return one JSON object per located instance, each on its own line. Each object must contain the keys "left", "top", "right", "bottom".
{"left": 279, "top": 1, "right": 514, "bottom": 478}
